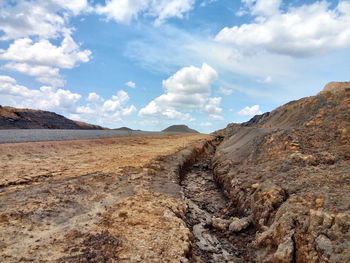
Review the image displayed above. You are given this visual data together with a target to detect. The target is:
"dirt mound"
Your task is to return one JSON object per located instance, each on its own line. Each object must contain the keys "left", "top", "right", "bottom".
{"left": 162, "top": 125, "right": 199, "bottom": 133}
{"left": 0, "top": 105, "right": 105, "bottom": 130}
{"left": 213, "top": 82, "right": 350, "bottom": 262}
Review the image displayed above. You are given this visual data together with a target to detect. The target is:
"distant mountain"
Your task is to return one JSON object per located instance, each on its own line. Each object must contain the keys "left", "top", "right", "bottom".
{"left": 0, "top": 106, "right": 106, "bottom": 130}
{"left": 162, "top": 125, "right": 199, "bottom": 133}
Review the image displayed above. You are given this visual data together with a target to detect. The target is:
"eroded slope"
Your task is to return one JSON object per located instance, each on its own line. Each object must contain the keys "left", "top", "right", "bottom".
{"left": 213, "top": 82, "right": 350, "bottom": 262}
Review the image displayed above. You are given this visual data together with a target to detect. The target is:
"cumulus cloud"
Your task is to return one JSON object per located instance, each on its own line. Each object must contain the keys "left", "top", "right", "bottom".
{"left": 125, "top": 81, "right": 136, "bottom": 88}
{"left": 237, "top": 104, "right": 262, "bottom": 117}
{"left": 86, "top": 92, "right": 102, "bottom": 102}
{"left": 76, "top": 90, "right": 137, "bottom": 125}
{"left": 216, "top": 0, "right": 350, "bottom": 57}
{"left": 0, "top": 76, "right": 137, "bottom": 126}
{"left": 0, "top": 0, "right": 90, "bottom": 40}
{"left": 0, "top": 35, "right": 91, "bottom": 87}
{"left": 0, "top": 36, "right": 91, "bottom": 69}
{"left": 95, "top": 0, "right": 195, "bottom": 25}
{"left": 0, "top": 75, "right": 81, "bottom": 112}
{"left": 2, "top": 62, "right": 65, "bottom": 87}
{"left": 203, "top": 97, "right": 224, "bottom": 120}
{"left": 139, "top": 63, "right": 222, "bottom": 121}
{"left": 0, "top": 1, "right": 91, "bottom": 87}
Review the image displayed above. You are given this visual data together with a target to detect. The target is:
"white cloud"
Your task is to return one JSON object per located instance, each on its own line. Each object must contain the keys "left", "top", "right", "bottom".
{"left": 0, "top": 1, "right": 91, "bottom": 87}
{"left": 0, "top": 76, "right": 136, "bottom": 127}
{"left": 216, "top": 1, "right": 350, "bottom": 57}
{"left": 139, "top": 63, "right": 220, "bottom": 121}
{"left": 102, "top": 90, "right": 130, "bottom": 112}
{"left": 86, "top": 92, "right": 102, "bottom": 102}
{"left": 53, "top": 0, "right": 90, "bottom": 15}
{"left": 200, "top": 121, "right": 213, "bottom": 126}
{"left": 219, "top": 87, "right": 233, "bottom": 95}
{"left": 203, "top": 97, "right": 223, "bottom": 120}
{"left": 0, "top": 0, "right": 90, "bottom": 40}
{"left": 0, "top": 36, "right": 91, "bottom": 69}
{"left": 0, "top": 75, "right": 81, "bottom": 112}
{"left": 0, "top": 35, "right": 91, "bottom": 86}
{"left": 76, "top": 90, "right": 137, "bottom": 125}
{"left": 2, "top": 62, "right": 64, "bottom": 87}
{"left": 241, "top": 0, "right": 281, "bottom": 17}
{"left": 122, "top": 105, "right": 137, "bottom": 116}
{"left": 95, "top": 0, "right": 195, "bottom": 25}
{"left": 237, "top": 104, "right": 262, "bottom": 117}
{"left": 125, "top": 81, "right": 136, "bottom": 88}
{"left": 208, "top": 114, "right": 224, "bottom": 120}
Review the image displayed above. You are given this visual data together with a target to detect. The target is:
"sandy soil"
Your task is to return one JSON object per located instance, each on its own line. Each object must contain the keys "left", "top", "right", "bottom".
{"left": 0, "top": 134, "right": 211, "bottom": 262}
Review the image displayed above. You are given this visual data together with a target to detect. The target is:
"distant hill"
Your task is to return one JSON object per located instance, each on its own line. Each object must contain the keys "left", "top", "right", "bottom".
{"left": 114, "top": 127, "right": 133, "bottom": 131}
{"left": 162, "top": 125, "right": 199, "bottom": 133}
{"left": 0, "top": 106, "right": 105, "bottom": 130}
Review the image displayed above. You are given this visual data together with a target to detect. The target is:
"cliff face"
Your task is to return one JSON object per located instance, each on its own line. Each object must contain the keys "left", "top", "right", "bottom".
{"left": 0, "top": 106, "right": 105, "bottom": 130}
{"left": 213, "top": 82, "right": 350, "bottom": 262}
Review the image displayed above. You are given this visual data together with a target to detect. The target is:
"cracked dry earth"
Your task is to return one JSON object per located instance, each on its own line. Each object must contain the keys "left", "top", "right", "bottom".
{"left": 0, "top": 134, "right": 213, "bottom": 262}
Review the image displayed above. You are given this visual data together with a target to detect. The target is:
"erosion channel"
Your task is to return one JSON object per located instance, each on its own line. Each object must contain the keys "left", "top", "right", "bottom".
{"left": 181, "top": 138, "right": 256, "bottom": 263}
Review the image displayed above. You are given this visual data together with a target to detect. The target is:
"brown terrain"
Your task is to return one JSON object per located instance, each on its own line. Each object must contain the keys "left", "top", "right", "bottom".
{"left": 213, "top": 82, "right": 350, "bottom": 262}
{"left": 0, "top": 106, "right": 105, "bottom": 129}
{"left": 0, "top": 81, "right": 349, "bottom": 263}
{"left": 0, "top": 134, "right": 212, "bottom": 262}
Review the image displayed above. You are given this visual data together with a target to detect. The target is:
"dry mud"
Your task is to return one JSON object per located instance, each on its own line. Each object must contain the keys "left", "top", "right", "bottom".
{"left": 0, "top": 134, "right": 213, "bottom": 262}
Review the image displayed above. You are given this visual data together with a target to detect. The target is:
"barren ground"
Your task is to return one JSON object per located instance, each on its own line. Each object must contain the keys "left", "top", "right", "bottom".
{"left": 0, "top": 134, "right": 211, "bottom": 262}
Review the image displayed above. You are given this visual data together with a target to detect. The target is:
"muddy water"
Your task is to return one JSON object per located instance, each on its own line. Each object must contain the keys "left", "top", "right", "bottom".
{"left": 181, "top": 157, "right": 256, "bottom": 263}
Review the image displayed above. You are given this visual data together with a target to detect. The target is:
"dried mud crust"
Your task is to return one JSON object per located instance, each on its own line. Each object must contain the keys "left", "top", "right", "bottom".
{"left": 213, "top": 84, "right": 350, "bottom": 263}
{"left": 0, "top": 134, "right": 211, "bottom": 262}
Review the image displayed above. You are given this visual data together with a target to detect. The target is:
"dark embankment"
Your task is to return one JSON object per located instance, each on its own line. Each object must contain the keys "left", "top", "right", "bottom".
{"left": 0, "top": 106, "right": 105, "bottom": 130}
{"left": 212, "top": 82, "right": 350, "bottom": 262}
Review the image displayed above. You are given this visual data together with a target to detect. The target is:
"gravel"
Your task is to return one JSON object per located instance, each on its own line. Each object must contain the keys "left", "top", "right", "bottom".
{"left": 0, "top": 129, "right": 166, "bottom": 143}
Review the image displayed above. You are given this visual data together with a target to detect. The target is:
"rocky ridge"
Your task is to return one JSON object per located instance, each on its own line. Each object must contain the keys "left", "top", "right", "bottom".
{"left": 212, "top": 82, "right": 350, "bottom": 262}
{"left": 0, "top": 106, "right": 105, "bottom": 130}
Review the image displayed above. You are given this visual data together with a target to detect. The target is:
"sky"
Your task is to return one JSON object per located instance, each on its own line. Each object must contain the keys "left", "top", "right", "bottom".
{"left": 0, "top": 0, "right": 350, "bottom": 132}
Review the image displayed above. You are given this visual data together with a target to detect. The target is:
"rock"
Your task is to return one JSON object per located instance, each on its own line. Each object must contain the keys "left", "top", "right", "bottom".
{"left": 316, "top": 234, "right": 333, "bottom": 256}
{"left": 211, "top": 217, "right": 230, "bottom": 231}
{"left": 315, "top": 198, "right": 324, "bottom": 208}
{"left": 272, "top": 238, "right": 294, "bottom": 263}
{"left": 228, "top": 216, "right": 251, "bottom": 232}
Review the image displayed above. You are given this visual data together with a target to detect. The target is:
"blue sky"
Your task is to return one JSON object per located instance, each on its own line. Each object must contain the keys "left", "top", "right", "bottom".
{"left": 0, "top": 0, "right": 350, "bottom": 132}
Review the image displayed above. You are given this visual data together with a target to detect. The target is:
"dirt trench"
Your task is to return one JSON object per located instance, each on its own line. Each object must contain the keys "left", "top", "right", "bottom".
{"left": 179, "top": 139, "right": 256, "bottom": 263}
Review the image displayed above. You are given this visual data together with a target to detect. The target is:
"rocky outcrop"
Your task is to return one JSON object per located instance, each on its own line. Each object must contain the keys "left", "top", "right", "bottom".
{"left": 213, "top": 82, "right": 350, "bottom": 262}
{"left": 0, "top": 106, "right": 105, "bottom": 129}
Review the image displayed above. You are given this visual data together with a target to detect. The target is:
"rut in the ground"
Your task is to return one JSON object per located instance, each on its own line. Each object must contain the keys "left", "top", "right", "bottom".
{"left": 181, "top": 157, "right": 256, "bottom": 263}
